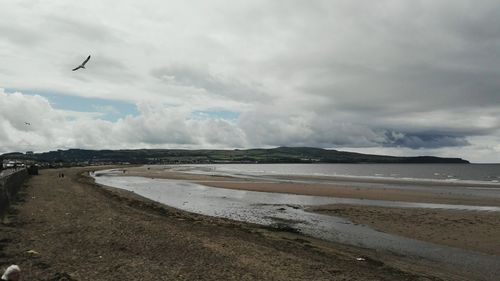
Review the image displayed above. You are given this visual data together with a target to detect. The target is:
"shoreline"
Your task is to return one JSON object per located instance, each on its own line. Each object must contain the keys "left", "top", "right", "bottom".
{"left": 112, "top": 166, "right": 500, "bottom": 259}
{"left": 117, "top": 166, "right": 500, "bottom": 207}
{"left": 308, "top": 204, "right": 500, "bottom": 256}
{"left": 1, "top": 166, "right": 467, "bottom": 280}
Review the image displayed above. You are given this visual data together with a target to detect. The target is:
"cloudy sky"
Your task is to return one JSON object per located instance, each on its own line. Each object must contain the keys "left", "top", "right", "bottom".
{"left": 1, "top": 1, "right": 500, "bottom": 162}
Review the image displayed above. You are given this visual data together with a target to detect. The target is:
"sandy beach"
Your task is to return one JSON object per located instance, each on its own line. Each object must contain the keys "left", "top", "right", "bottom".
{"left": 1, "top": 166, "right": 499, "bottom": 280}
{"left": 0, "top": 166, "right": 464, "bottom": 281}
{"left": 120, "top": 166, "right": 500, "bottom": 259}
{"left": 122, "top": 165, "right": 500, "bottom": 206}
{"left": 310, "top": 204, "right": 500, "bottom": 256}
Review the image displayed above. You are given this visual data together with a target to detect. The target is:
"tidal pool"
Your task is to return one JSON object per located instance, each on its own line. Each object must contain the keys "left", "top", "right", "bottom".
{"left": 93, "top": 171, "right": 500, "bottom": 279}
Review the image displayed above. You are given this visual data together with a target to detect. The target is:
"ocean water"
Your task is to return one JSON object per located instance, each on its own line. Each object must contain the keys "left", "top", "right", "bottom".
{"left": 170, "top": 163, "right": 500, "bottom": 184}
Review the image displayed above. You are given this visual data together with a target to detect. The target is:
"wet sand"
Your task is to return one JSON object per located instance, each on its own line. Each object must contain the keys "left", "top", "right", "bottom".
{"left": 0, "top": 167, "right": 459, "bottom": 280}
{"left": 310, "top": 205, "right": 500, "bottom": 256}
{"left": 122, "top": 166, "right": 500, "bottom": 206}
{"left": 120, "top": 166, "right": 500, "bottom": 259}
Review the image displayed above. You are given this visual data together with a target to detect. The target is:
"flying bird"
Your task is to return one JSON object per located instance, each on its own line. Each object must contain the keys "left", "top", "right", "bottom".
{"left": 24, "top": 122, "right": 31, "bottom": 126}
{"left": 72, "top": 55, "right": 91, "bottom": 71}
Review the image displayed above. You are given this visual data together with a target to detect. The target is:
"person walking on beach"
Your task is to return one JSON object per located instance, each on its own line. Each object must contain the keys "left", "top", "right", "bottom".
{"left": 1, "top": 265, "right": 20, "bottom": 281}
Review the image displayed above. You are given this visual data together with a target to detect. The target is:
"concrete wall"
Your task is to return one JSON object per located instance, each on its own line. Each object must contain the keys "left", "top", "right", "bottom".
{"left": 0, "top": 169, "right": 29, "bottom": 216}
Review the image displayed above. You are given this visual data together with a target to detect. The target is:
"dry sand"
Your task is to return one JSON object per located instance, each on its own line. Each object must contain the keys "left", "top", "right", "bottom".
{"left": 0, "top": 167, "right": 461, "bottom": 280}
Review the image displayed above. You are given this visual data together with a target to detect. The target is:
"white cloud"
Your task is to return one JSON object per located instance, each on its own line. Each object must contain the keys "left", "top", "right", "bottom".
{"left": 1, "top": 1, "right": 500, "bottom": 162}
{"left": 0, "top": 89, "right": 248, "bottom": 152}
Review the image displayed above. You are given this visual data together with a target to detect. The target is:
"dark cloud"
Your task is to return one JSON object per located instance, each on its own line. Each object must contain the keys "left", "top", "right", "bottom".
{"left": 151, "top": 64, "right": 268, "bottom": 102}
{"left": 382, "top": 131, "right": 470, "bottom": 149}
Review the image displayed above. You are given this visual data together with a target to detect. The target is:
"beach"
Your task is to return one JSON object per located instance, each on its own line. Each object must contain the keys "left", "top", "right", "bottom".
{"left": 310, "top": 205, "right": 500, "bottom": 256}
{"left": 1, "top": 166, "right": 499, "bottom": 280}
{"left": 0, "top": 166, "right": 452, "bottom": 281}
{"left": 121, "top": 165, "right": 500, "bottom": 206}
{"left": 117, "top": 166, "right": 500, "bottom": 256}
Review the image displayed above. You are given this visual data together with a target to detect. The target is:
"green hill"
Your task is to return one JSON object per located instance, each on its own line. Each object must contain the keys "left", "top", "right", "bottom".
{"left": 1, "top": 147, "right": 469, "bottom": 165}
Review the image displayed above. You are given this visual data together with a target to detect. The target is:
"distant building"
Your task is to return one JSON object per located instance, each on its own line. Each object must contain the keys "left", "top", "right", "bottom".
{"left": 2, "top": 159, "right": 30, "bottom": 169}
{"left": 4, "top": 161, "right": 17, "bottom": 168}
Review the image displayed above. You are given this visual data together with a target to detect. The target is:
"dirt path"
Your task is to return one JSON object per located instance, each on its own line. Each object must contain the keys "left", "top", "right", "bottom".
{"left": 0, "top": 167, "right": 466, "bottom": 280}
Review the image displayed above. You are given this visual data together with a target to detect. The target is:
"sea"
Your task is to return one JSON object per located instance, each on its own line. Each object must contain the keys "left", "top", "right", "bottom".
{"left": 167, "top": 163, "right": 500, "bottom": 185}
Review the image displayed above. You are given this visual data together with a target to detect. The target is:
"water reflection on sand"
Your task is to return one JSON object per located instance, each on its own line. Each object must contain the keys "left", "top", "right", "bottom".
{"left": 93, "top": 172, "right": 500, "bottom": 279}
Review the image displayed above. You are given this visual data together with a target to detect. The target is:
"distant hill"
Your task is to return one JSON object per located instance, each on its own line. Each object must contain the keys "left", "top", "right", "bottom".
{"left": 1, "top": 147, "right": 469, "bottom": 164}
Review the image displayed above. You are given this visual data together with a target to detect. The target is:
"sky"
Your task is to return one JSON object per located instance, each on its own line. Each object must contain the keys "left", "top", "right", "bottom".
{"left": 1, "top": 1, "right": 500, "bottom": 163}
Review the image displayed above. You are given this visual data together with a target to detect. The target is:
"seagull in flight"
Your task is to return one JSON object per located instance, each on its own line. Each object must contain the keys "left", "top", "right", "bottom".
{"left": 24, "top": 122, "right": 31, "bottom": 126}
{"left": 72, "top": 55, "right": 91, "bottom": 71}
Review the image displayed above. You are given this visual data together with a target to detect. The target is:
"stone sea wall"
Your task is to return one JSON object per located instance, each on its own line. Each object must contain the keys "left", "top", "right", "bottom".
{"left": 0, "top": 169, "right": 29, "bottom": 216}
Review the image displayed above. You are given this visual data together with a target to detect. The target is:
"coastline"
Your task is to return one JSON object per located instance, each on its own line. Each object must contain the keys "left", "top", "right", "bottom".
{"left": 0, "top": 166, "right": 465, "bottom": 280}
{"left": 115, "top": 166, "right": 500, "bottom": 258}
{"left": 118, "top": 165, "right": 500, "bottom": 207}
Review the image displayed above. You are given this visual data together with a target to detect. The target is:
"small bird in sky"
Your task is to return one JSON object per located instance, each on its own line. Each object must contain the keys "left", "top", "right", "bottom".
{"left": 72, "top": 55, "right": 91, "bottom": 71}
{"left": 24, "top": 122, "right": 31, "bottom": 126}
